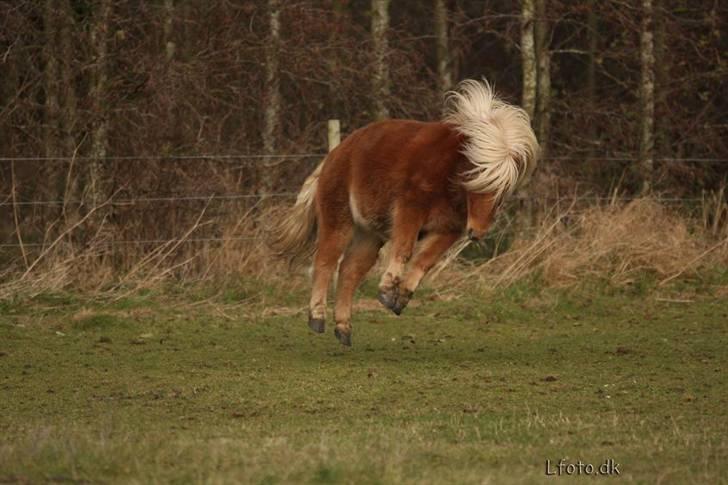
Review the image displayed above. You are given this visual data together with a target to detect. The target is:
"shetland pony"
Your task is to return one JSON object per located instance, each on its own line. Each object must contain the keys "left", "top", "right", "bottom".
{"left": 273, "top": 80, "right": 539, "bottom": 346}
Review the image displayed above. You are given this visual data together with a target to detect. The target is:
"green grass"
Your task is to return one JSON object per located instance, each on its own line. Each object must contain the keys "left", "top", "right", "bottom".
{"left": 1, "top": 276, "right": 727, "bottom": 484}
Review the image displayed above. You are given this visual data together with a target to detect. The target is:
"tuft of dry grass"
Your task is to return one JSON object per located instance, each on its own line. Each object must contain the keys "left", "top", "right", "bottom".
{"left": 0, "top": 203, "right": 291, "bottom": 300}
{"left": 439, "top": 197, "right": 728, "bottom": 290}
{"left": 2, "top": 197, "right": 727, "bottom": 300}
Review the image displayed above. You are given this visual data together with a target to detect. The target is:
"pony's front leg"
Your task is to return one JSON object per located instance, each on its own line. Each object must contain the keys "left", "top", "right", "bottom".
{"left": 377, "top": 207, "right": 423, "bottom": 315}
{"left": 393, "top": 231, "right": 461, "bottom": 314}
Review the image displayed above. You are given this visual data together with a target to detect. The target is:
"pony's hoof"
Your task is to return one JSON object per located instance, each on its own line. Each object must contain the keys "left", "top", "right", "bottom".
{"left": 391, "top": 289, "right": 413, "bottom": 316}
{"left": 377, "top": 288, "right": 397, "bottom": 312}
{"left": 334, "top": 326, "right": 352, "bottom": 347}
{"left": 391, "top": 302, "right": 404, "bottom": 315}
{"left": 308, "top": 316, "right": 325, "bottom": 334}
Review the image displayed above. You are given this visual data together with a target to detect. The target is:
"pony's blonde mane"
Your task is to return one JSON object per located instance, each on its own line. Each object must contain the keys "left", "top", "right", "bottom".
{"left": 444, "top": 79, "right": 539, "bottom": 200}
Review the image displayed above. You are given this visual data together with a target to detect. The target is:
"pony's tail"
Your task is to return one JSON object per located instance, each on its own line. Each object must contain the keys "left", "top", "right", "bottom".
{"left": 269, "top": 161, "right": 323, "bottom": 264}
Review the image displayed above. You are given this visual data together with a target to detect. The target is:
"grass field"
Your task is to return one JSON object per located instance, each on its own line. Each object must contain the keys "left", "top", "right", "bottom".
{"left": 1, "top": 274, "right": 727, "bottom": 484}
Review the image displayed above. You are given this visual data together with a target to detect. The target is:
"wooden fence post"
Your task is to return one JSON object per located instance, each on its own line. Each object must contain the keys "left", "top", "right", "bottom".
{"left": 328, "top": 119, "right": 340, "bottom": 152}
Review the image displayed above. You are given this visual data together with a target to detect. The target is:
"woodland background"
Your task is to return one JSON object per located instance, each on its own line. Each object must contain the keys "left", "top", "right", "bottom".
{"left": 0, "top": 0, "right": 726, "bottom": 285}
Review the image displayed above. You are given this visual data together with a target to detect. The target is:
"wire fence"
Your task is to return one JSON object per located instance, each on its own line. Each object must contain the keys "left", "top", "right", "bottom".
{"left": 1, "top": 152, "right": 725, "bottom": 250}
{"left": 0, "top": 153, "right": 327, "bottom": 162}
{"left": 0, "top": 193, "right": 713, "bottom": 208}
{"left": 1, "top": 154, "right": 728, "bottom": 163}
{"left": 0, "top": 236, "right": 260, "bottom": 249}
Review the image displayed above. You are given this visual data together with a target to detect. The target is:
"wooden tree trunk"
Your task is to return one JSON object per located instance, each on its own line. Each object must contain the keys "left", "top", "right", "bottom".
{"left": 371, "top": 0, "right": 391, "bottom": 119}
{"left": 520, "top": 0, "right": 537, "bottom": 121}
{"left": 434, "top": 0, "right": 453, "bottom": 99}
{"left": 261, "top": 0, "right": 281, "bottom": 196}
{"left": 161, "top": 0, "right": 179, "bottom": 154}
{"left": 519, "top": 0, "right": 537, "bottom": 228}
{"left": 163, "top": 0, "right": 176, "bottom": 62}
{"left": 89, "top": 0, "right": 112, "bottom": 209}
{"left": 654, "top": 0, "right": 667, "bottom": 163}
{"left": 586, "top": 0, "right": 598, "bottom": 161}
{"left": 59, "top": 0, "right": 77, "bottom": 157}
{"left": 59, "top": 0, "right": 79, "bottom": 222}
{"left": 639, "top": 0, "right": 655, "bottom": 194}
{"left": 43, "top": 0, "right": 60, "bottom": 162}
{"left": 534, "top": 0, "right": 550, "bottom": 156}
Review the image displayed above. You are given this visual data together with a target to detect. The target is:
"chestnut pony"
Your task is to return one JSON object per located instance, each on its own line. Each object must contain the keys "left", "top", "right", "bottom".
{"left": 273, "top": 80, "right": 539, "bottom": 346}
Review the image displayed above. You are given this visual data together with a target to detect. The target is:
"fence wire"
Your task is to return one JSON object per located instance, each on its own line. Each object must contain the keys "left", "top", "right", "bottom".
{"left": 0, "top": 193, "right": 710, "bottom": 208}
{"left": 0, "top": 153, "right": 327, "bottom": 162}
{"left": 1, "top": 152, "right": 724, "bottom": 249}
{"left": 0, "top": 154, "right": 727, "bottom": 163}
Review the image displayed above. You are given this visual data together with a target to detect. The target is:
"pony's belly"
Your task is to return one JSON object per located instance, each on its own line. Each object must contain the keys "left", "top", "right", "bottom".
{"left": 349, "top": 192, "right": 391, "bottom": 238}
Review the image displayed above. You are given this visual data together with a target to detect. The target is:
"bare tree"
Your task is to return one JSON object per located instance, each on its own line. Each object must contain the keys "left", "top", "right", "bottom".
{"left": 639, "top": 0, "right": 655, "bottom": 193}
{"left": 262, "top": 0, "right": 282, "bottom": 194}
{"left": 163, "top": 0, "right": 175, "bottom": 62}
{"left": 520, "top": 0, "right": 537, "bottom": 121}
{"left": 534, "top": 0, "right": 550, "bottom": 155}
{"left": 43, "top": 0, "right": 60, "bottom": 162}
{"left": 371, "top": 0, "right": 391, "bottom": 119}
{"left": 434, "top": 0, "right": 453, "bottom": 99}
{"left": 59, "top": 0, "right": 77, "bottom": 158}
{"left": 59, "top": 0, "right": 80, "bottom": 222}
{"left": 89, "top": 0, "right": 112, "bottom": 208}
{"left": 586, "top": 0, "right": 598, "bottom": 159}
{"left": 160, "top": 0, "right": 178, "bottom": 153}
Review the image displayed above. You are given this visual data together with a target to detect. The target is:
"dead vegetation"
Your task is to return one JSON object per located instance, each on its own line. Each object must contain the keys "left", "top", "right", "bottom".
{"left": 441, "top": 197, "right": 728, "bottom": 290}
{"left": 1, "top": 196, "right": 727, "bottom": 300}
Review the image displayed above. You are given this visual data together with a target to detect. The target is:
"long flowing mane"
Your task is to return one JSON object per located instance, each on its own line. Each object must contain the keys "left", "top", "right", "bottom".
{"left": 443, "top": 80, "right": 539, "bottom": 200}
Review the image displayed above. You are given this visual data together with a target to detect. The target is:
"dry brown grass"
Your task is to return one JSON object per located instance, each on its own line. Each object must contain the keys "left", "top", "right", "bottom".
{"left": 0, "top": 203, "right": 288, "bottom": 299}
{"left": 1, "top": 197, "right": 726, "bottom": 300}
{"left": 438, "top": 197, "right": 728, "bottom": 290}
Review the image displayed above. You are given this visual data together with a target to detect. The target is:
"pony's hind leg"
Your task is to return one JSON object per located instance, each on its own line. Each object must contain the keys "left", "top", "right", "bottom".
{"left": 333, "top": 230, "right": 383, "bottom": 346}
{"left": 308, "top": 224, "right": 352, "bottom": 334}
{"left": 394, "top": 231, "right": 461, "bottom": 313}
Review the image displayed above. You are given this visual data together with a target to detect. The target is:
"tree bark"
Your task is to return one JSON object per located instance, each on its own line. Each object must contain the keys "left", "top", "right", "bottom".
{"left": 520, "top": 0, "right": 537, "bottom": 121}
{"left": 371, "top": 0, "right": 391, "bottom": 119}
{"left": 89, "top": 0, "right": 112, "bottom": 208}
{"left": 654, "top": 0, "right": 667, "bottom": 162}
{"left": 261, "top": 0, "right": 281, "bottom": 195}
{"left": 434, "top": 0, "right": 453, "bottom": 99}
{"left": 59, "top": 0, "right": 77, "bottom": 158}
{"left": 59, "top": 0, "right": 80, "bottom": 222}
{"left": 586, "top": 0, "right": 598, "bottom": 160}
{"left": 161, "top": 0, "right": 178, "bottom": 153}
{"left": 639, "top": 0, "right": 655, "bottom": 194}
{"left": 534, "top": 0, "right": 550, "bottom": 156}
{"left": 519, "top": 0, "right": 537, "bottom": 229}
{"left": 163, "top": 0, "right": 175, "bottom": 62}
{"left": 43, "top": 0, "right": 60, "bottom": 161}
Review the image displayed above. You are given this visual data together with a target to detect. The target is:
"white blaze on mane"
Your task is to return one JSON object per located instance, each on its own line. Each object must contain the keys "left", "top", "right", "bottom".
{"left": 444, "top": 79, "right": 539, "bottom": 200}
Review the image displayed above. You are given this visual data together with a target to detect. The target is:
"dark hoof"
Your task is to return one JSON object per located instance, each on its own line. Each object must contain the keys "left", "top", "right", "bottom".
{"left": 391, "top": 301, "right": 405, "bottom": 316}
{"left": 377, "top": 289, "right": 396, "bottom": 311}
{"left": 392, "top": 289, "right": 413, "bottom": 316}
{"left": 308, "top": 316, "right": 325, "bottom": 334}
{"left": 334, "top": 326, "right": 352, "bottom": 347}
